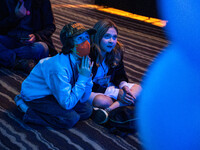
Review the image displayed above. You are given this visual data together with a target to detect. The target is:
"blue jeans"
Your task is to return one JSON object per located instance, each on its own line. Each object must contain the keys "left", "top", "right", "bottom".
{"left": 23, "top": 95, "right": 93, "bottom": 129}
{"left": 0, "top": 35, "right": 49, "bottom": 67}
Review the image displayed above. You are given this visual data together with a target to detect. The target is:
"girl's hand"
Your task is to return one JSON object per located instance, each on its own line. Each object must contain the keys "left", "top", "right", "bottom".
{"left": 117, "top": 89, "right": 135, "bottom": 105}
{"left": 77, "top": 56, "right": 93, "bottom": 78}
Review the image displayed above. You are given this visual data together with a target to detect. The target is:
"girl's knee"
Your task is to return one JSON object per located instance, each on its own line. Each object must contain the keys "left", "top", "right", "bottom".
{"left": 93, "top": 95, "right": 113, "bottom": 108}
{"left": 130, "top": 84, "right": 142, "bottom": 96}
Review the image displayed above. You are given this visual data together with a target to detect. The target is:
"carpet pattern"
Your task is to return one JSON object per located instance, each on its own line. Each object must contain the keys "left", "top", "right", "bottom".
{"left": 0, "top": 0, "right": 168, "bottom": 149}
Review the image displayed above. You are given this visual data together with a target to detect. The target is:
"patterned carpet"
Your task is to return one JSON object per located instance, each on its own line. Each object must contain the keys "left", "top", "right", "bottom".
{"left": 0, "top": 0, "right": 168, "bottom": 149}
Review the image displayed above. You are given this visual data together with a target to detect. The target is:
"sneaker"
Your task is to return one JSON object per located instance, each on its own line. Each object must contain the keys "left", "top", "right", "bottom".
{"left": 14, "top": 59, "right": 36, "bottom": 73}
{"left": 91, "top": 108, "right": 108, "bottom": 124}
{"left": 14, "top": 95, "right": 28, "bottom": 113}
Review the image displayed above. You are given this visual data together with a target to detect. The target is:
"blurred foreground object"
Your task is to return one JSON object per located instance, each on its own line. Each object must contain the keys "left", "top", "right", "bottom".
{"left": 138, "top": 0, "right": 200, "bottom": 149}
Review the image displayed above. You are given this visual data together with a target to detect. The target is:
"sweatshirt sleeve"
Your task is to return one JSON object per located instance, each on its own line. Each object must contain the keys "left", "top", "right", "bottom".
{"left": 111, "top": 60, "right": 128, "bottom": 87}
{"left": 33, "top": 0, "right": 56, "bottom": 41}
{"left": 0, "top": 1, "right": 21, "bottom": 34}
{"left": 48, "top": 72, "right": 90, "bottom": 110}
{"left": 79, "top": 76, "right": 93, "bottom": 103}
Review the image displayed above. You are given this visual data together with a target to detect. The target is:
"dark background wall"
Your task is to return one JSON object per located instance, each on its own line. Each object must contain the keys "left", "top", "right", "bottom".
{"left": 95, "top": 0, "right": 159, "bottom": 19}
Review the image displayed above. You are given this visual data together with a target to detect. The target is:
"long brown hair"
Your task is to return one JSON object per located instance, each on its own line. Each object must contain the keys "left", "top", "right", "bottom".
{"left": 91, "top": 19, "right": 124, "bottom": 68}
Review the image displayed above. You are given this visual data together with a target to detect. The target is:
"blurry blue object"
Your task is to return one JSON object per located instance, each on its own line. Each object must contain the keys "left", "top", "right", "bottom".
{"left": 137, "top": 0, "right": 200, "bottom": 149}
{"left": 160, "top": 0, "right": 200, "bottom": 66}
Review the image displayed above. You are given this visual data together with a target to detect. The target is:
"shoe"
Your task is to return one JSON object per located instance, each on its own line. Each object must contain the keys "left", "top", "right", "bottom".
{"left": 13, "top": 59, "right": 36, "bottom": 73}
{"left": 14, "top": 95, "right": 28, "bottom": 113}
{"left": 91, "top": 108, "right": 108, "bottom": 124}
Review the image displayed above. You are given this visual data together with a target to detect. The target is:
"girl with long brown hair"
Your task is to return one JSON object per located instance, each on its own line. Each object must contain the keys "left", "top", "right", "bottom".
{"left": 89, "top": 19, "right": 142, "bottom": 124}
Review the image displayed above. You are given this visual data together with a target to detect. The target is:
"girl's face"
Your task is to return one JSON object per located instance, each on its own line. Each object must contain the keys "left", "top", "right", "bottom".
{"left": 100, "top": 27, "right": 117, "bottom": 53}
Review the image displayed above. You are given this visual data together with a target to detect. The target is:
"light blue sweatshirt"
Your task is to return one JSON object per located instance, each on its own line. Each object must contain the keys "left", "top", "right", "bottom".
{"left": 21, "top": 53, "right": 93, "bottom": 110}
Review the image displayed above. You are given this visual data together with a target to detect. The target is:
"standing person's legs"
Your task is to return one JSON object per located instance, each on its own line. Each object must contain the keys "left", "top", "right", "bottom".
{"left": 23, "top": 95, "right": 81, "bottom": 129}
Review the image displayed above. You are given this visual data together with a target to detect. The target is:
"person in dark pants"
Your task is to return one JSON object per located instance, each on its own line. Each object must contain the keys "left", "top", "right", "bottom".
{"left": 0, "top": 0, "right": 57, "bottom": 73}
{"left": 14, "top": 22, "right": 96, "bottom": 129}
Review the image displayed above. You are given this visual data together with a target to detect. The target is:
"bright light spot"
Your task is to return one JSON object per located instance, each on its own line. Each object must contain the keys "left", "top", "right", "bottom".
{"left": 52, "top": 4, "right": 167, "bottom": 27}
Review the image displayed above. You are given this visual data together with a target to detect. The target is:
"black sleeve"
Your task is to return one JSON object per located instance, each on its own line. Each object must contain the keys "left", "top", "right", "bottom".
{"left": 92, "top": 82, "right": 107, "bottom": 93}
{"left": 111, "top": 60, "right": 128, "bottom": 87}
{"left": 33, "top": 0, "right": 56, "bottom": 42}
{"left": 0, "top": 0, "right": 20, "bottom": 34}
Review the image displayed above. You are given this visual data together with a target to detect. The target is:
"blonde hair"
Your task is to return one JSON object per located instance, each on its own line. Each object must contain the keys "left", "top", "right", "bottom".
{"left": 91, "top": 19, "right": 124, "bottom": 68}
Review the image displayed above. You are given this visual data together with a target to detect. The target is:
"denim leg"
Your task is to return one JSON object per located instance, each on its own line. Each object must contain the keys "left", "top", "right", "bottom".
{"left": 0, "top": 35, "right": 20, "bottom": 67}
{"left": 14, "top": 42, "right": 49, "bottom": 60}
{"left": 74, "top": 101, "right": 93, "bottom": 120}
{"left": 0, "top": 35, "right": 49, "bottom": 67}
{"left": 0, "top": 50, "right": 16, "bottom": 67}
{"left": 33, "top": 42, "right": 49, "bottom": 59}
{"left": 0, "top": 35, "right": 22, "bottom": 49}
{"left": 24, "top": 95, "right": 80, "bottom": 129}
